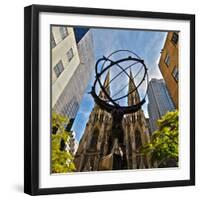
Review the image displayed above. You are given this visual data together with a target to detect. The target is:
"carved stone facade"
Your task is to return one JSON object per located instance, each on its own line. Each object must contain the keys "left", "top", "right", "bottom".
{"left": 74, "top": 71, "right": 151, "bottom": 171}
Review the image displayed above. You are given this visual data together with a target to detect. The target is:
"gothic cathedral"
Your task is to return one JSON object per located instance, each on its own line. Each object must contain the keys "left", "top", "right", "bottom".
{"left": 74, "top": 70, "right": 151, "bottom": 171}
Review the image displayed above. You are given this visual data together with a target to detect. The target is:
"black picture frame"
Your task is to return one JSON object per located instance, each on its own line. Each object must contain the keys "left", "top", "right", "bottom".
{"left": 24, "top": 4, "right": 195, "bottom": 195}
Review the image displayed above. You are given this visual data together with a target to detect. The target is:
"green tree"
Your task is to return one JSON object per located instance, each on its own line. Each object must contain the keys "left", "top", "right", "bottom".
{"left": 141, "top": 110, "right": 178, "bottom": 167}
{"left": 51, "top": 112, "right": 76, "bottom": 173}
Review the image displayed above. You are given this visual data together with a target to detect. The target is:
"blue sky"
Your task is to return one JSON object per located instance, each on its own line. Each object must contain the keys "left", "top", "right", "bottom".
{"left": 72, "top": 28, "right": 167, "bottom": 141}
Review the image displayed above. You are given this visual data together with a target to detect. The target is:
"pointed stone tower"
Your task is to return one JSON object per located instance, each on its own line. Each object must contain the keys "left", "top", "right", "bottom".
{"left": 123, "top": 70, "right": 151, "bottom": 169}
{"left": 74, "top": 71, "right": 113, "bottom": 171}
{"left": 128, "top": 70, "right": 140, "bottom": 105}
{"left": 99, "top": 71, "right": 110, "bottom": 99}
{"left": 74, "top": 70, "right": 151, "bottom": 171}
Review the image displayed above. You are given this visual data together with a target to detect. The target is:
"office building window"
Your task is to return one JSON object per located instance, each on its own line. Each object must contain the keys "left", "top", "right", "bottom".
{"left": 172, "top": 66, "right": 178, "bottom": 82}
{"left": 54, "top": 61, "right": 64, "bottom": 78}
{"left": 164, "top": 53, "right": 170, "bottom": 66}
{"left": 67, "top": 48, "right": 74, "bottom": 62}
{"left": 59, "top": 27, "right": 68, "bottom": 40}
{"left": 64, "top": 97, "right": 79, "bottom": 119}
{"left": 171, "top": 32, "right": 179, "bottom": 45}
{"left": 51, "top": 32, "right": 56, "bottom": 48}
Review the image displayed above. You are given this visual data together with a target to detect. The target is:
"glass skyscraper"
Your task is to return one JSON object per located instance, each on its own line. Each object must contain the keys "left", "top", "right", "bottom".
{"left": 147, "top": 78, "right": 175, "bottom": 134}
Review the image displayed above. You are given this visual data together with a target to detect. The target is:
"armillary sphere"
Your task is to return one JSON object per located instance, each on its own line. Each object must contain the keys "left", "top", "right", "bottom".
{"left": 90, "top": 49, "right": 149, "bottom": 114}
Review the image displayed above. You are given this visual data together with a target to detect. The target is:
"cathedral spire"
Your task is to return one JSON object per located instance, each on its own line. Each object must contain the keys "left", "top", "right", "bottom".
{"left": 103, "top": 69, "right": 110, "bottom": 88}
{"left": 128, "top": 70, "right": 136, "bottom": 91}
{"left": 99, "top": 70, "right": 110, "bottom": 99}
{"left": 128, "top": 70, "right": 140, "bottom": 106}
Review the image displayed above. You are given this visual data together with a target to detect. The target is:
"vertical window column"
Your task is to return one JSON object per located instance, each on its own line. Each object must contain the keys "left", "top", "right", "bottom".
{"left": 51, "top": 32, "right": 56, "bottom": 48}
{"left": 54, "top": 61, "right": 64, "bottom": 78}
{"left": 59, "top": 27, "right": 68, "bottom": 40}
{"left": 172, "top": 66, "right": 178, "bottom": 82}
{"left": 67, "top": 48, "right": 74, "bottom": 62}
{"left": 164, "top": 53, "right": 170, "bottom": 67}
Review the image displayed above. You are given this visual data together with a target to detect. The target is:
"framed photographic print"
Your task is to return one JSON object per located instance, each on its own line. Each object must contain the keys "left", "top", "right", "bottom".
{"left": 24, "top": 4, "right": 195, "bottom": 195}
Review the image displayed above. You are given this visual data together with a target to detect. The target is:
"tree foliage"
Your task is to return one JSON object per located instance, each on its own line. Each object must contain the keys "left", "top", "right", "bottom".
{"left": 51, "top": 112, "right": 76, "bottom": 173}
{"left": 141, "top": 110, "right": 178, "bottom": 167}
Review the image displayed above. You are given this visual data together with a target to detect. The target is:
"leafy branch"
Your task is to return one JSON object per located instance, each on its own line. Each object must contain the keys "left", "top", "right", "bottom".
{"left": 51, "top": 112, "right": 76, "bottom": 173}
{"left": 141, "top": 110, "right": 179, "bottom": 167}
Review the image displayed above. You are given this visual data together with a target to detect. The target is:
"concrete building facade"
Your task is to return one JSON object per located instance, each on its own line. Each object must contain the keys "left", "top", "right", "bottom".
{"left": 51, "top": 26, "right": 95, "bottom": 127}
{"left": 147, "top": 78, "right": 175, "bottom": 134}
{"left": 51, "top": 26, "right": 80, "bottom": 107}
{"left": 158, "top": 32, "right": 179, "bottom": 108}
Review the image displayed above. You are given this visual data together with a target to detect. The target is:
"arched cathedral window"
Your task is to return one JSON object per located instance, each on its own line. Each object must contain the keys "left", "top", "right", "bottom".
{"left": 135, "top": 130, "right": 142, "bottom": 150}
{"left": 135, "top": 130, "right": 142, "bottom": 169}
{"left": 90, "top": 129, "right": 99, "bottom": 150}
{"left": 100, "top": 114, "right": 104, "bottom": 122}
{"left": 128, "top": 135, "right": 132, "bottom": 154}
{"left": 128, "top": 135, "right": 133, "bottom": 168}
{"left": 93, "top": 113, "right": 98, "bottom": 122}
